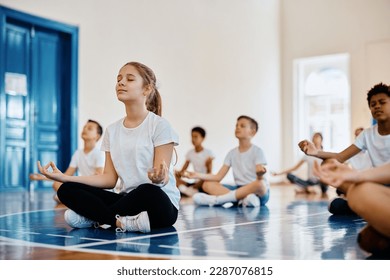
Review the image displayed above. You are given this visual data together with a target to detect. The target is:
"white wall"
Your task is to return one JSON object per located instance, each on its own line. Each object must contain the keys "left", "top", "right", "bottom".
{"left": 0, "top": 0, "right": 281, "bottom": 180}
{"left": 281, "top": 0, "right": 390, "bottom": 167}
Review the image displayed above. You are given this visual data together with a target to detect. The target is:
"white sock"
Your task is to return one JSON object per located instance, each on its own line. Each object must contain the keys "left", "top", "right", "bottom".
{"left": 216, "top": 190, "right": 237, "bottom": 204}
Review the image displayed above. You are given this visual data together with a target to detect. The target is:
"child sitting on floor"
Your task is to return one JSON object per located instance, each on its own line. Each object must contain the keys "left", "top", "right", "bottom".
{"left": 272, "top": 132, "right": 328, "bottom": 194}
{"left": 175, "top": 126, "right": 214, "bottom": 197}
{"left": 185, "top": 115, "right": 269, "bottom": 207}
{"left": 299, "top": 82, "right": 390, "bottom": 215}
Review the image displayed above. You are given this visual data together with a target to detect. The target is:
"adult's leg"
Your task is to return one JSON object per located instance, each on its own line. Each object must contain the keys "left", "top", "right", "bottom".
{"left": 58, "top": 182, "right": 122, "bottom": 226}
{"left": 111, "top": 184, "right": 178, "bottom": 229}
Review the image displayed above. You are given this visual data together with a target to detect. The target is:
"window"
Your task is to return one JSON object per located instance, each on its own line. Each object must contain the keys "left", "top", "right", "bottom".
{"left": 294, "top": 54, "right": 350, "bottom": 158}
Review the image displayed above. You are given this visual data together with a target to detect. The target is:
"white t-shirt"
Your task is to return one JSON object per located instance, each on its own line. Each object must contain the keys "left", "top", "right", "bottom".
{"left": 301, "top": 154, "right": 323, "bottom": 181}
{"left": 354, "top": 124, "right": 390, "bottom": 167}
{"left": 223, "top": 145, "right": 268, "bottom": 186}
{"left": 185, "top": 148, "right": 215, "bottom": 174}
{"left": 100, "top": 112, "right": 180, "bottom": 210}
{"left": 348, "top": 151, "right": 373, "bottom": 171}
{"left": 69, "top": 146, "right": 105, "bottom": 176}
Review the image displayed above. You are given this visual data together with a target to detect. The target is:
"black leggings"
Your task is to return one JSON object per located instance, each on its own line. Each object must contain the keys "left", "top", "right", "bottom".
{"left": 57, "top": 182, "right": 178, "bottom": 229}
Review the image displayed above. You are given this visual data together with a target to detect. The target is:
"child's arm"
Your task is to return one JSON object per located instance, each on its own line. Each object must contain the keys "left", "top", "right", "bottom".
{"left": 272, "top": 160, "right": 305, "bottom": 176}
{"left": 314, "top": 160, "right": 390, "bottom": 186}
{"left": 94, "top": 167, "right": 104, "bottom": 175}
{"left": 256, "top": 164, "right": 267, "bottom": 179}
{"left": 177, "top": 160, "right": 190, "bottom": 176}
{"left": 29, "top": 173, "right": 51, "bottom": 181}
{"left": 30, "top": 166, "right": 76, "bottom": 181}
{"left": 38, "top": 152, "right": 119, "bottom": 189}
{"left": 148, "top": 143, "right": 175, "bottom": 186}
{"left": 205, "top": 157, "right": 214, "bottom": 173}
{"left": 52, "top": 166, "right": 77, "bottom": 190}
{"left": 186, "top": 164, "right": 230, "bottom": 182}
{"left": 298, "top": 140, "right": 361, "bottom": 163}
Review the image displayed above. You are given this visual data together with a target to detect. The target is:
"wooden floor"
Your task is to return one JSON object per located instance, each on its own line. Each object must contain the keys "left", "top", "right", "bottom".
{"left": 0, "top": 184, "right": 375, "bottom": 260}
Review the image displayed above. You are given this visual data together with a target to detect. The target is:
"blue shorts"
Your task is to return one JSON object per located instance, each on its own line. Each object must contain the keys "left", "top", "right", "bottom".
{"left": 222, "top": 184, "right": 270, "bottom": 206}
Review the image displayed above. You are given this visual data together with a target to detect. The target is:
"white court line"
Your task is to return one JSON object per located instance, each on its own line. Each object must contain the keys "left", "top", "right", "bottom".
{"left": 0, "top": 235, "right": 225, "bottom": 260}
{"left": 0, "top": 208, "right": 330, "bottom": 259}
{"left": 158, "top": 245, "right": 249, "bottom": 256}
{"left": 0, "top": 229, "right": 42, "bottom": 235}
{"left": 65, "top": 211, "right": 329, "bottom": 250}
{"left": 304, "top": 224, "right": 328, "bottom": 229}
{"left": 0, "top": 207, "right": 65, "bottom": 218}
{"left": 46, "top": 234, "right": 74, "bottom": 238}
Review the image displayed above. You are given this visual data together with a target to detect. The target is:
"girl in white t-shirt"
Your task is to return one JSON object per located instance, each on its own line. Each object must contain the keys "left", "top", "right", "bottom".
{"left": 37, "top": 62, "right": 179, "bottom": 233}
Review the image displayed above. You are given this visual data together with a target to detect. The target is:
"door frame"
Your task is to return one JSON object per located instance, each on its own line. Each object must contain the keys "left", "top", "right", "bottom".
{"left": 0, "top": 6, "right": 78, "bottom": 190}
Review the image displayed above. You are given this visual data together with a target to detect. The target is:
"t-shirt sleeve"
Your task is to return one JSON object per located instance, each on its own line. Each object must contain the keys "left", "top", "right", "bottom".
{"left": 95, "top": 150, "right": 106, "bottom": 168}
{"left": 223, "top": 150, "right": 233, "bottom": 167}
{"left": 100, "top": 129, "right": 110, "bottom": 152}
{"left": 255, "top": 147, "right": 267, "bottom": 165}
{"left": 353, "top": 129, "right": 366, "bottom": 151}
{"left": 69, "top": 150, "right": 79, "bottom": 168}
{"left": 153, "top": 118, "right": 179, "bottom": 147}
{"left": 207, "top": 149, "right": 215, "bottom": 159}
{"left": 185, "top": 150, "right": 192, "bottom": 161}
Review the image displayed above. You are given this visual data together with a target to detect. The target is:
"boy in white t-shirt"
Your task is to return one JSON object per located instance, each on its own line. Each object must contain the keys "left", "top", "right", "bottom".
{"left": 175, "top": 126, "right": 214, "bottom": 196}
{"left": 30, "top": 119, "right": 105, "bottom": 203}
{"left": 186, "top": 115, "right": 270, "bottom": 207}
{"left": 299, "top": 82, "right": 390, "bottom": 215}
{"left": 347, "top": 127, "right": 373, "bottom": 171}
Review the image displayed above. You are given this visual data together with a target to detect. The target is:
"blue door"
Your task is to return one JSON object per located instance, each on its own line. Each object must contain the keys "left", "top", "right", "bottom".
{"left": 0, "top": 7, "right": 78, "bottom": 190}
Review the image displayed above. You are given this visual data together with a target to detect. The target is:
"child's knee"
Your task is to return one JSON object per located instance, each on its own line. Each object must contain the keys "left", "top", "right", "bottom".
{"left": 347, "top": 182, "right": 371, "bottom": 213}
{"left": 202, "top": 181, "right": 214, "bottom": 193}
{"left": 57, "top": 182, "right": 72, "bottom": 200}
{"left": 254, "top": 179, "right": 269, "bottom": 196}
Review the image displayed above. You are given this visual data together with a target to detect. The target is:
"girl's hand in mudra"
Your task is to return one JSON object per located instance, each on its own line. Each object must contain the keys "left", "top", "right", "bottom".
{"left": 37, "top": 161, "right": 65, "bottom": 182}
{"left": 148, "top": 161, "right": 168, "bottom": 185}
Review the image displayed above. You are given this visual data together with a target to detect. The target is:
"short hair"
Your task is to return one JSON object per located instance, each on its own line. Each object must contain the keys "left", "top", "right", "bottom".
{"left": 312, "top": 132, "right": 323, "bottom": 141}
{"left": 237, "top": 115, "right": 258, "bottom": 132}
{"left": 367, "top": 82, "right": 390, "bottom": 105}
{"left": 87, "top": 119, "right": 103, "bottom": 137}
{"left": 191, "top": 126, "right": 206, "bottom": 138}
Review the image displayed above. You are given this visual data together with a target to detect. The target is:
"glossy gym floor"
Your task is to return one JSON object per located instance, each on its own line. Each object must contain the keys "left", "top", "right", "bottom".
{"left": 0, "top": 184, "right": 372, "bottom": 260}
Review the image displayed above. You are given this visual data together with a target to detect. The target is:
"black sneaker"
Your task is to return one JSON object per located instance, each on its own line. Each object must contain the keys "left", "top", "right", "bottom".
{"left": 328, "top": 198, "right": 357, "bottom": 215}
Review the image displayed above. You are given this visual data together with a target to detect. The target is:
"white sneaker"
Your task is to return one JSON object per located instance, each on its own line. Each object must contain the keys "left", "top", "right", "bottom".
{"left": 242, "top": 194, "right": 260, "bottom": 207}
{"left": 193, "top": 193, "right": 217, "bottom": 206}
{"left": 64, "top": 209, "right": 96, "bottom": 228}
{"left": 115, "top": 211, "right": 151, "bottom": 233}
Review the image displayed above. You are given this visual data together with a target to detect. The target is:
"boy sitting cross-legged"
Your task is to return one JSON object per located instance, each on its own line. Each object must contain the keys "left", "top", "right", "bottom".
{"left": 185, "top": 115, "right": 270, "bottom": 207}
{"left": 299, "top": 82, "right": 390, "bottom": 215}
